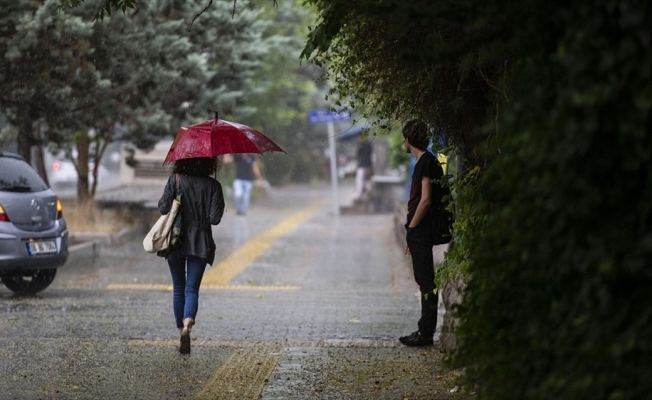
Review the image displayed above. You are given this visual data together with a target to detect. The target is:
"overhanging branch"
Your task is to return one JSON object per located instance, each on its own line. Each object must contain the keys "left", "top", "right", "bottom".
{"left": 188, "top": 0, "right": 278, "bottom": 32}
{"left": 189, "top": 0, "right": 213, "bottom": 32}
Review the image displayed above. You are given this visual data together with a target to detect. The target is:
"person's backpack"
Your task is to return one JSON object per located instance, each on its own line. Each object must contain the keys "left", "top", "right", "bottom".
{"left": 430, "top": 178, "right": 454, "bottom": 245}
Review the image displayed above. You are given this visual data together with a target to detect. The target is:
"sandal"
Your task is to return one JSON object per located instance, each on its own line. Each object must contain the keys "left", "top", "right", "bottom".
{"left": 179, "top": 318, "right": 194, "bottom": 354}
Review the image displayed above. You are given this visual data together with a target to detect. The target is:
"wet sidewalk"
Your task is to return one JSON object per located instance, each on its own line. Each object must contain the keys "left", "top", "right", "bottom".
{"left": 0, "top": 182, "right": 468, "bottom": 399}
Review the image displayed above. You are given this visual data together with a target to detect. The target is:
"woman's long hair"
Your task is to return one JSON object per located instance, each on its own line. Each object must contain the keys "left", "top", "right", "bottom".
{"left": 172, "top": 157, "right": 220, "bottom": 176}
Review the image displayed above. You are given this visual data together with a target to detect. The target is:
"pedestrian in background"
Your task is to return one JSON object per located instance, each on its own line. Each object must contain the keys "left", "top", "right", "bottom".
{"left": 353, "top": 137, "right": 373, "bottom": 201}
{"left": 232, "top": 153, "right": 264, "bottom": 216}
{"left": 158, "top": 157, "right": 225, "bottom": 354}
{"left": 399, "top": 120, "right": 447, "bottom": 347}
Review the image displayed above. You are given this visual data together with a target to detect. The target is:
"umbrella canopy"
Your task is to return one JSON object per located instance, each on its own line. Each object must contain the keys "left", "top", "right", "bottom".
{"left": 163, "top": 117, "right": 285, "bottom": 164}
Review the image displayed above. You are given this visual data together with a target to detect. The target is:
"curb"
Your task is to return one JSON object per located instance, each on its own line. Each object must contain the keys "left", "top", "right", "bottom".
{"left": 68, "top": 226, "right": 143, "bottom": 258}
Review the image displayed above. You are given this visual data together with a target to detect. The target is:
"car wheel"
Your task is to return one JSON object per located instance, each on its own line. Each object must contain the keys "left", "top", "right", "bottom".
{"left": 1, "top": 268, "right": 57, "bottom": 296}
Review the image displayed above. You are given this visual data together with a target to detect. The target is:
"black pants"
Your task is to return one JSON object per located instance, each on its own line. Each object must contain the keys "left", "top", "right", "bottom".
{"left": 406, "top": 229, "right": 438, "bottom": 338}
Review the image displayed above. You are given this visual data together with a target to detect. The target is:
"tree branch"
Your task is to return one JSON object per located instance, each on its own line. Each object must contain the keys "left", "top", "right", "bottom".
{"left": 189, "top": 0, "right": 213, "bottom": 32}
{"left": 189, "top": 0, "right": 278, "bottom": 31}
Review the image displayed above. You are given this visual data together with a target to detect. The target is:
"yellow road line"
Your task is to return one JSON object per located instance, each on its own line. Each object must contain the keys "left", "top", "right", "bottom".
{"left": 107, "top": 283, "right": 172, "bottom": 290}
{"left": 106, "top": 283, "right": 301, "bottom": 291}
{"left": 194, "top": 347, "right": 283, "bottom": 400}
{"left": 202, "top": 201, "right": 324, "bottom": 286}
{"left": 203, "top": 284, "right": 300, "bottom": 290}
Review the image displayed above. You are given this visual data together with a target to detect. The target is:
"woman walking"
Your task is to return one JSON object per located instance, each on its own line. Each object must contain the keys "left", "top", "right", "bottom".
{"left": 157, "top": 157, "right": 225, "bottom": 354}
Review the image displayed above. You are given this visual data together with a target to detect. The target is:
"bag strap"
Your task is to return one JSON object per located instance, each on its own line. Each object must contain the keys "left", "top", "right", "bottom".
{"left": 174, "top": 173, "right": 180, "bottom": 196}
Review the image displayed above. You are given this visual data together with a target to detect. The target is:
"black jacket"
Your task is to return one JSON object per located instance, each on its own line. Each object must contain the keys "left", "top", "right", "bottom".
{"left": 158, "top": 174, "right": 225, "bottom": 264}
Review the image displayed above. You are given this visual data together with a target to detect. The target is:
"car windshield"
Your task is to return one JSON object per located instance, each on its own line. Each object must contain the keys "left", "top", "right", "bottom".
{"left": 0, "top": 158, "right": 49, "bottom": 192}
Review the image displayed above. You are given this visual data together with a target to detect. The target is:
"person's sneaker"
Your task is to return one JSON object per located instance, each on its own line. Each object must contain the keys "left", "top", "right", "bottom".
{"left": 399, "top": 331, "right": 433, "bottom": 347}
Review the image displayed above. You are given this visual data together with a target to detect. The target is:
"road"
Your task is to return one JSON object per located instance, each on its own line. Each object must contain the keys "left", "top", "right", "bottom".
{"left": 0, "top": 182, "right": 467, "bottom": 400}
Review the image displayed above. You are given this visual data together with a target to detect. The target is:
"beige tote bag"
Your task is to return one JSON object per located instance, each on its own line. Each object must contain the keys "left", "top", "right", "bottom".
{"left": 143, "top": 175, "right": 181, "bottom": 253}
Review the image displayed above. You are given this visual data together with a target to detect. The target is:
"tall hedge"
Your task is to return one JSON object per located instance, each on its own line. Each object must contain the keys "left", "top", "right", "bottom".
{"left": 452, "top": 1, "right": 652, "bottom": 398}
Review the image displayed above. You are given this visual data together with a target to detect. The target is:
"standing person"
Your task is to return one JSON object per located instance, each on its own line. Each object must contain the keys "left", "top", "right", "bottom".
{"left": 233, "top": 153, "right": 263, "bottom": 216}
{"left": 399, "top": 120, "right": 448, "bottom": 347}
{"left": 158, "top": 157, "right": 225, "bottom": 354}
{"left": 353, "top": 138, "right": 373, "bottom": 201}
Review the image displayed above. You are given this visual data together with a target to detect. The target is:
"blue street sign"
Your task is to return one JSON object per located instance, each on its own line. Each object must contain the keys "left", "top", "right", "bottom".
{"left": 308, "top": 109, "right": 352, "bottom": 124}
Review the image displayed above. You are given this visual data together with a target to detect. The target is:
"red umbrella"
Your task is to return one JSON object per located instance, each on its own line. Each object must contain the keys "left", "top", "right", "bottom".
{"left": 163, "top": 114, "right": 285, "bottom": 164}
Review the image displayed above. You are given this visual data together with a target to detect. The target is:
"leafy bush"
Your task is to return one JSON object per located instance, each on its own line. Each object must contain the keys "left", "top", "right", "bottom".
{"left": 452, "top": 2, "right": 652, "bottom": 398}
{"left": 302, "top": 0, "right": 652, "bottom": 396}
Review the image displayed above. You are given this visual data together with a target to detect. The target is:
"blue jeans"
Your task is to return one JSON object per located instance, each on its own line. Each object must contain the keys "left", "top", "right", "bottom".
{"left": 167, "top": 252, "right": 207, "bottom": 329}
{"left": 233, "top": 178, "right": 253, "bottom": 214}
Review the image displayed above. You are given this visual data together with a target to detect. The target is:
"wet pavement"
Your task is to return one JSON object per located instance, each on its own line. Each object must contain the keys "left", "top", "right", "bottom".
{"left": 0, "top": 182, "right": 469, "bottom": 399}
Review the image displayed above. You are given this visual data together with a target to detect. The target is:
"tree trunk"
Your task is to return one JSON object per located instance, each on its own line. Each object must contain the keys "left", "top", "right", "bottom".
{"left": 17, "top": 116, "right": 34, "bottom": 162}
{"left": 17, "top": 116, "right": 50, "bottom": 186}
{"left": 89, "top": 127, "right": 113, "bottom": 198}
{"left": 31, "top": 146, "right": 50, "bottom": 187}
{"left": 75, "top": 134, "right": 91, "bottom": 204}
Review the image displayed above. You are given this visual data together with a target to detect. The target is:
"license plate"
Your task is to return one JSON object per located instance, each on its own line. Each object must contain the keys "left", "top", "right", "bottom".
{"left": 28, "top": 241, "right": 57, "bottom": 255}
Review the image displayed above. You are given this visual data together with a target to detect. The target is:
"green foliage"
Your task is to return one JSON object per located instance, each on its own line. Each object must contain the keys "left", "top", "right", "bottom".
{"left": 301, "top": 0, "right": 501, "bottom": 301}
{"left": 450, "top": 1, "right": 652, "bottom": 399}
{"left": 56, "top": 0, "right": 136, "bottom": 21}
{"left": 238, "top": 0, "right": 327, "bottom": 185}
{"left": 301, "top": 0, "right": 498, "bottom": 165}
{"left": 0, "top": 0, "right": 99, "bottom": 169}
{"left": 305, "top": 0, "right": 652, "bottom": 398}
{"left": 387, "top": 129, "right": 409, "bottom": 169}
{"left": 301, "top": 1, "right": 503, "bottom": 297}
{"left": 57, "top": 0, "right": 280, "bottom": 21}
{"left": 4, "top": 0, "right": 326, "bottom": 194}
{"left": 435, "top": 164, "right": 481, "bottom": 288}
{"left": 1, "top": 0, "right": 277, "bottom": 201}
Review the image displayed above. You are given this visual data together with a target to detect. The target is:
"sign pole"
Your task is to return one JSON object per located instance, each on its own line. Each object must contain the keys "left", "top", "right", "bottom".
{"left": 327, "top": 121, "right": 340, "bottom": 215}
{"left": 307, "top": 108, "right": 351, "bottom": 216}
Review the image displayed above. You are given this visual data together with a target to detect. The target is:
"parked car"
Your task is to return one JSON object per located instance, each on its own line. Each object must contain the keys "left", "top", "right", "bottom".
{"left": 0, "top": 152, "right": 68, "bottom": 295}
{"left": 45, "top": 144, "right": 122, "bottom": 196}
{"left": 46, "top": 151, "right": 82, "bottom": 191}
